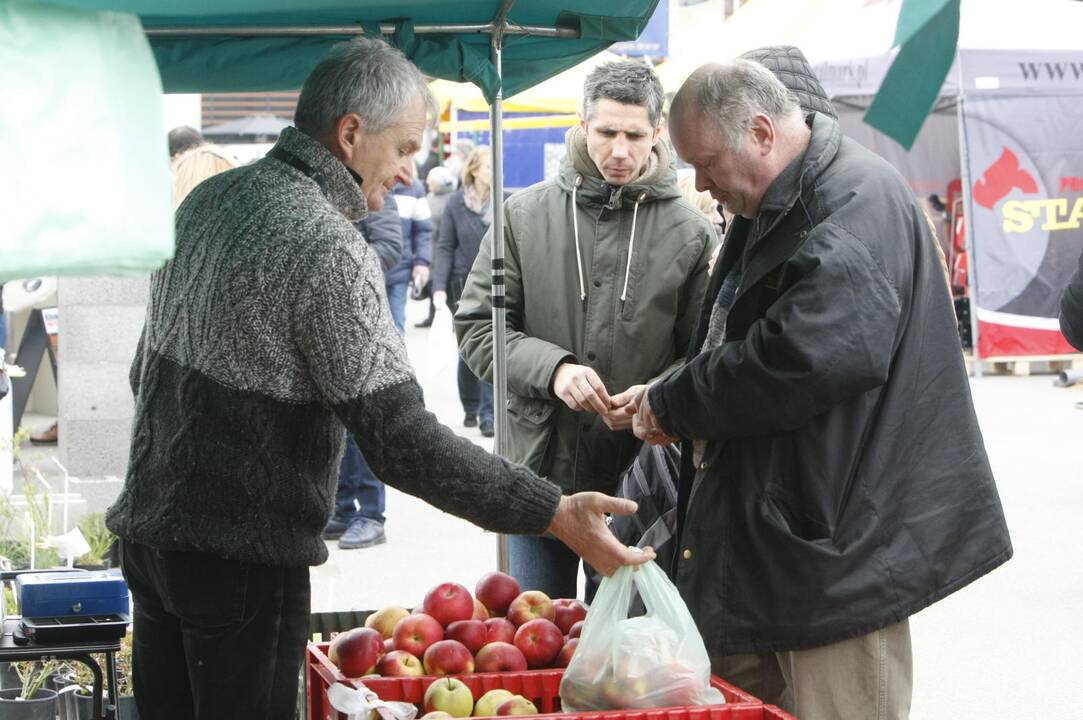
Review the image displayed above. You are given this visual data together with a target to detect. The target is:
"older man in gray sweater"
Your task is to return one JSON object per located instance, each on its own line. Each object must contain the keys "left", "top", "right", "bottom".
{"left": 108, "top": 37, "right": 650, "bottom": 720}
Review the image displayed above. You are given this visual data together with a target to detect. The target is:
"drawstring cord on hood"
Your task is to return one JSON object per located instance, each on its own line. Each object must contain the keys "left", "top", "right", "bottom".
{"left": 621, "top": 192, "right": 647, "bottom": 303}
{"left": 571, "top": 175, "right": 587, "bottom": 310}
{"left": 570, "top": 178, "right": 648, "bottom": 310}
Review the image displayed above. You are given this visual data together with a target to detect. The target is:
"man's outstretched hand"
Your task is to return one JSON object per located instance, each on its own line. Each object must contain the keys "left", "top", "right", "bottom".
{"left": 546, "top": 492, "right": 655, "bottom": 576}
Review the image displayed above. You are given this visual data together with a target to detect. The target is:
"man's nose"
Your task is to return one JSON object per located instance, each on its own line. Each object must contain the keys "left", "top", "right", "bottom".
{"left": 695, "top": 169, "right": 710, "bottom": 193}
{"left": 611, "top": 138, "right": 630, "bottom": 160}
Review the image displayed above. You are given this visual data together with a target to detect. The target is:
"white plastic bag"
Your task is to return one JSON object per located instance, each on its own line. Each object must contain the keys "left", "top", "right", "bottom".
{"left": 560, "top": 558, "right": 725, "bottom": 712}
{"left": 0, "top": 1, "right": 174, "bottom": 282}
{"left": 328, "top": 682, "right": 418, "bottom": 720}
{"left": 420, "top": 305, "right": 458, "bottom": 382}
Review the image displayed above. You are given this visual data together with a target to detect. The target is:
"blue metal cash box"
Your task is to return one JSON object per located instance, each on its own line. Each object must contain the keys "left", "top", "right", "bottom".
{"left": 17, "top": 571, "right": 129, "bottom": 618}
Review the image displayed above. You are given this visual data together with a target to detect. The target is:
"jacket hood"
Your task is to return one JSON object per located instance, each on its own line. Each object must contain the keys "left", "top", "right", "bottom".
{"left": 556, "top": 126, "right": 680, "bottom": 207}
{"left": 740, "top": 45, "right": 838, "bottom": 120}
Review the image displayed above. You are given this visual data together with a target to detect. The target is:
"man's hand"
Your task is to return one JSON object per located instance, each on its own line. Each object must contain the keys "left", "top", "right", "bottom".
{"left": 546, "top": 492, "right": 655, "bottom": 576}
{"left": 433, "top": 290, "right": 448, "bottom": 308}
{"left": 627, "top": 385, "right": 679, "bottom": 446}
{"left": 413, "top": 265, "right": 430, "bottom": 286}
{"left": 552, "top": 362, "right": 612, "bottom": 415}
{"left": 601, "top": 384, "right": 647, "bottom": 431}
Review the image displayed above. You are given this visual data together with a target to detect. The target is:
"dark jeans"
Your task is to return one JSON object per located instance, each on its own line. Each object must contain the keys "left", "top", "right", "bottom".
{"left": 507, "top": 534, "right": 599, "bottom": 602}
{"left": 457, "top": 358, "right": 494, "bottom": 424}
{"left": 334, "top": 437, "right": 386, "bottom": 524}
{"left": 120, "top": 541, "right": 310, "bottom": 720}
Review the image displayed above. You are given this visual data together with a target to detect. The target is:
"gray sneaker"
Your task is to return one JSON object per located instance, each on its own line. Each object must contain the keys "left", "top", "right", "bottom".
{"left": 322, "top": 517, "right": 350, "bottom": 540}
{"left": 338, "top": 517, "right": 387, "bottom": 550}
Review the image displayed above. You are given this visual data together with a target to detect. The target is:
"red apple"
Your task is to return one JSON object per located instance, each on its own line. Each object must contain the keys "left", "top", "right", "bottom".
{"left": 512, "top": 618, "right": 563, "bottom": 669}
{"left": 423, "top": 639, "right": 475, "bottom": 676}
{"left": 446, "top": 620, "right": 488, "bottom": 654}
{"left": 496, "top": 696, "right": 539, "bottom": 716}
{"left": 424, "top": 582, "right": 476, "bottom": 627}
{"left": 506, "top": 591, "right": 555, "bottom": 627}
{"left": 473, "top": 642, "right": 528, "bottom": 672}
{"left": 552, "top": 599, "right": 587, "bottom": 635}
{"left": 483, "top": 618, "right": 516, "bottom": 645}
{"left": 376, "top": 649, "right": 424, "bottom": 677}
{"left": 554, "top": 638, "right": 578, "bottom": 668}
{"left": 475, "top": 571, "right": 521, "bottom": 617}
{"left": 472, "top": 597, "right": 490, "bottom": 621}
{"left": 567, "top": 620, "right": 584, "bottom": 639}
{"left": 393, "top": 613, "right": 444, "bottom": 657}
{"left": 328, "top": 627, "right": 385, "bottom": 678}
{"left": 384, "top": 638, "right": 396, "bottom": 653}
{"left": 365, "top": 605, "right": 411, "bottom": 639}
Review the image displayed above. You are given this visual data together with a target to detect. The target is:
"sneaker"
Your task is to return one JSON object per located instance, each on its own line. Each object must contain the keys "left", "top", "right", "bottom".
{"left": 464, "top": 413, "right": 478, "bottom": 428}
{"left": 338, "top": 517, "right": 387, "bottom": 550}
{"left": 479, "top": 421, "right": 494, "bottom": 438}
{"left": 322, "top": 517, "right": 351, "bottom": 540}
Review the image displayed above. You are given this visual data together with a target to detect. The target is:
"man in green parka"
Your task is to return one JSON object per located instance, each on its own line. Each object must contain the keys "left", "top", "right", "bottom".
{"left": 455, "top": 61, "right": 714, "bottom": 599}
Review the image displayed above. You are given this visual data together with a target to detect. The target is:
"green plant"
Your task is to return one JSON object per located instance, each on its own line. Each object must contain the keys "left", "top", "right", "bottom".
{"left": 13, "top": 659, "right": 60, "bottom": 699}
{"left": 0, "top": 427, "right": 60, "bottom": 570}
{"left": 76, "top": 513, "right": 115, "bottom": 567}
{"left": 72, "top": 633, "right": 133, "bottom": 697}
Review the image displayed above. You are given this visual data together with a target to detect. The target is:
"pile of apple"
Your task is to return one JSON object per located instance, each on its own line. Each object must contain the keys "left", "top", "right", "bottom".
{"left": 421, "top": 681, "right": 539, "bottom": 718}
{"left": 327, "top": 571, "right": 586, "bottom": 683}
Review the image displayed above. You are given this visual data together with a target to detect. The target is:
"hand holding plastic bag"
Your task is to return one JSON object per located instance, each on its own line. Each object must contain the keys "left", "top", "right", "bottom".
{"left": 559, "top": 556, "right": 725, "bottom": 712}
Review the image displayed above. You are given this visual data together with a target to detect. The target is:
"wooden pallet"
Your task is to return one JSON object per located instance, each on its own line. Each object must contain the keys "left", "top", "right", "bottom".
{"left": 964, "top": 353, "right": 1083, "bottom": 377}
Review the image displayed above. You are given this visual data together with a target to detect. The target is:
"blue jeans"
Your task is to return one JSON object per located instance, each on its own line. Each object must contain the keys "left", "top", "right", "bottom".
{"left": 334, "top": 437, "right": 386, "bottom": 525}
{"left": 507, "top": 534, "right": 599, "bottom": 602}
{"left": 386, "top": 282, "right": 407, "bottom": 335}
{"left": 457, "top": 358, "right": 494, "bottom": 424}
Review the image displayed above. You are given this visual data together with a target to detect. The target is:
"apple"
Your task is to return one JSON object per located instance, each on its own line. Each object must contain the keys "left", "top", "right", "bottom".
{"left": 506, "top": 591, "right": 555, "bottom": 627}
{"left": 365, "top": 606, "right": 411, "bottom": 639}
{"left": 554, "top": 638, "right": 578, "bottom": 668}
{"left": 393, "top": 613, "right": 444, "bottom": 657}
{"left": 601, "top": 676, "right": 650, "bottom": 709}
{"left": 472, "top": 597, "right": 490, "bottom": 621}
{"left": 423, "top": 639, "right": 475, "bottom": 675}
{"left": 473, "top": 689, "right": 515, "bottom": 717}
{"left": 552, "top": 599, "right": 587, "bottom": 635}
{"left": 375, "top": 649, "right": 424, "bottom": 677}
{"left": 473, "top": 642, "right": 528, "bottom": 672}
{"left": 482, "top": 618, "right": 516, "bottom": 645}
{"left": 424, "top": 678, "right": 475, "bottom": 718}
{"left": 475, "top": 572, "right": 521, "bottom": 617}
{"left": 496, "top": 697, "right": 539, "bottom": 716}
{"left": 422, "top": 713, "right": 455, "bottom": 720}
{"left": 512, "top": 618, "right": 563, "bottom": 669}
{"left": 567, "top": 620, "right": 584, "bottom": 639}
{"left": 328, "top": 627, "right": 385, "bottom": 678}
{"left": 424, "top": 582, "right": 476, "bottom": 627}
{"left": 385, "top": 638, "right": 396, "bottom": 653}
{"left": 446, "top": 620, "right": 488, "bottom": 654}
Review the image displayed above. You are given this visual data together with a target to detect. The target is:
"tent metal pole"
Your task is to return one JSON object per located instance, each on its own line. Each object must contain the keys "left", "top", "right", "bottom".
{"left": 956, "top": 97, "right": 982, "bottom": 377}
{"left": 144, "top": 22, "right": 575, "bottom": 38}
{"left": 490, "top": 0, "right": 516, "bottom": 575}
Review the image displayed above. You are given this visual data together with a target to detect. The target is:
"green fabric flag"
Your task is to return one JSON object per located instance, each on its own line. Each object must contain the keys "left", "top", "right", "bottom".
{"left": 863, "top": 0, "right": 960, "bottom": 150}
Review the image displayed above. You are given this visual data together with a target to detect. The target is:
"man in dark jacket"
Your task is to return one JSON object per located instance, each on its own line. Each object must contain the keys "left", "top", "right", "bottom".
{"left": 629, "top": 60, "right": 1012, "bottom": 719}
{"left": 1060, "top": 252, "right": 1083, "bottom": 350}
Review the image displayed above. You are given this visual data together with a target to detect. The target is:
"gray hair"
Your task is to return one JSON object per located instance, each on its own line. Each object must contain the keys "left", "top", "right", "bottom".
{"left": 295, "top": 37, "right": 438, "bottom": 137}
{"left": 675, "top": 59, "right": 802, "bottom": 150}
{"left": 583, "top": 61, "right": 666, "bottom": 127}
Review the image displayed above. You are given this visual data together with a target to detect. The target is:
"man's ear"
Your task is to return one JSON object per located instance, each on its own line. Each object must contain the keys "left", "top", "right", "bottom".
{"left": 335, "top": 113, "right": 365, "bottom": 161}
{"left": 578, "top": 112, "right": 588, "bottom": 135}
{"left": 651, "top": 123, "right": 663, "bottom": 146}
{"left": 749, "top": 114, "right": 775, "bottom": 156}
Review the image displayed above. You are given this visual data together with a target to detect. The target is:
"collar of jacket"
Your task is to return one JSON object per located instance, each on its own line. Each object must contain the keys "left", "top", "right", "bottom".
{"left": 268, "top": 127, "right": 369, "bottom": 223}
{"left": 756, "top": 112, "right": 842, "bottom": 233}
{"left": 556, "top": 126, "right": 680, "bottom": 208}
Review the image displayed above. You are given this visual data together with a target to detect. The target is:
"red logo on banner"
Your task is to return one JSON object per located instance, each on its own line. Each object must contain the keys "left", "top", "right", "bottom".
{"left": 972, "top": 148, "right": 1038, "bottom": 209}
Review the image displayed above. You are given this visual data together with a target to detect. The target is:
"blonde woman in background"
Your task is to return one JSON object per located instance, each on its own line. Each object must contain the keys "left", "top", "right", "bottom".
{"left": 171, "top": 143, "right": 239, "bottom": 209}
{"left": 678, "top": 174, "right": 728, "bottom": 274}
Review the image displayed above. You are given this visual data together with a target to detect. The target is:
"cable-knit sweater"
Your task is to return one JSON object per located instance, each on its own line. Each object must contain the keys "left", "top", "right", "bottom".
{"left": 106, "top": 127, "right": 562, "bottom": 567}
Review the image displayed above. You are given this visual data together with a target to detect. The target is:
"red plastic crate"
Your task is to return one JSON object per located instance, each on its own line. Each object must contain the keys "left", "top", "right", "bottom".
{"left": 306, "top": 641, "right": 772, "bottom": 720}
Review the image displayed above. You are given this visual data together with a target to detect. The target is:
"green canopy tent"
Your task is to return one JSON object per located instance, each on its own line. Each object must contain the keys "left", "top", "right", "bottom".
{"left": 37, "top": 0, "right": 660, "bottom": 570}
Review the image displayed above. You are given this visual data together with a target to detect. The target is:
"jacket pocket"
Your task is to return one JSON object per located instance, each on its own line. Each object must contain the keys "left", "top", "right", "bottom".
{"left": 506, "top": 394, "right": 557, "bottom": 476}
{"left": 760, "top": 483, "right": 836, "bottom": 548}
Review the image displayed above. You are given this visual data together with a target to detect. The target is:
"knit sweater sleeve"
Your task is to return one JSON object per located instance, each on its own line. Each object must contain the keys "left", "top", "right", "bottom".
{"left": 292, "top": 241, "right": 562, "bottom": 535}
